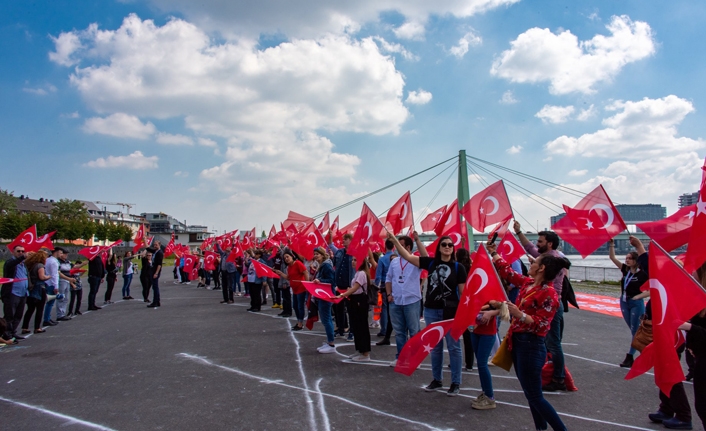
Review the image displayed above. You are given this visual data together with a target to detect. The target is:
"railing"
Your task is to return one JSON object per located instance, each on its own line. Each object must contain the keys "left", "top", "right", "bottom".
{"left": 570, "top": 266, "right": 622, "bottom": 283}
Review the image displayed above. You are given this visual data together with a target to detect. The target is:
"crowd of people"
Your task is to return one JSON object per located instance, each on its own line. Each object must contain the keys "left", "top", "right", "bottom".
{"left": 3, "top": 226, "right": 706, "bottom": 431}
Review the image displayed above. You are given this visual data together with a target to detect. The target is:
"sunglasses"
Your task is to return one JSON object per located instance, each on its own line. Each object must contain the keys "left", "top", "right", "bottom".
{"left": 440, "top": 242, "right": 454, "bottom": 248}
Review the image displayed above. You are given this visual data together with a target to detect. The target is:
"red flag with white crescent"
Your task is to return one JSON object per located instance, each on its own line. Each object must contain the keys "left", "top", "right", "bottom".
{"left": 249, "top": 259, "right": 280, "bottom": 279}
{"left": 227, "top": 241, "right": 244, "bottom": 262}
{"left": 182, "top": 254, "right": 198, "bottom": 274}
{"left": 434, "top": 200, "right": 457, "bottom": 237}
{"left": 283, "top": 211, "right": 314, "bottom": 233}
{"left": 165, "top": 233, "right": 176, "bottom": 257}
{"left": 318, "top": 212, "right": 330, "bottom": 235}
{"left": 268, "top": 225, "right": 277, "bottom": 240}
{"left": 552, "top": 185, "right": 627, "bottom": 258}
{"left": 132, "top": 224, "right": 146, "bottom": 253}
{"left": 626, "top": 243, "right": 706, "bottom": 395}
{"left": 347, "top": 204, "right": 385, "bottom": 265}
{"left": 421, "top": 205, "right": 447, "bottom": 233}
{"left": 683, "top": 161, "right": 706, "bottom": 272}
{"left": 386, "top": 191, "right": 414, "bottom": 235}
{"left": 8, "top": 225, "right": 39, "bottom": 252}
{"left": 450, "top": 244, "right": 507, "bottom": 340}
{"left": 487, "top": 217, "right": 512, "bottom": 240}
{"left": 35, "top": 230, "right": 56, "bottom": 251}
{"left": 204, "top": 251, "right": 218, "bottom": 271}
{"left": 302, "top": 281, "right": 343, "bottom": 304}
{"left": 394, "top": 319, "right": 455, "bottom": 376}
{"left": 292, "top": 222, "right": 327, "bottom": 260}
{"left": 498, "top": 231, "right": 526, "bottom": 263}
{"left": 461, "top": 180, "right": 514, "bottom": 232}
{"left": 637, "top": 205, "right": 696, "bottom": 252}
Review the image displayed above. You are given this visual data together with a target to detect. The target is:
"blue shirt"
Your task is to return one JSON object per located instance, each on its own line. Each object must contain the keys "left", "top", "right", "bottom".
{"left": 11, "top": 263, "right": 28, "bottom": 297}
{"left": 374, "top": 251, "right": 393, "bottom": 286}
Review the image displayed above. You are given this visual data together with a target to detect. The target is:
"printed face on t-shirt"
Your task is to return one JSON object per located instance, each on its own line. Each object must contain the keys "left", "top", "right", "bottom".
{"left": 428, "top": 263, "right": 452, "bottom": 302}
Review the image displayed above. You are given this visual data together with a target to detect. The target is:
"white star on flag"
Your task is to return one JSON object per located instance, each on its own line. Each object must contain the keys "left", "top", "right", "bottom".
{"left": 423, "top": 344, "right": 434, "bottom": 353}
{"left": 585, "top": 220, "right": 594, "bottom": 230}
{"left": 697, "top": 198, "right": 706, "bottom": 217}
{"left": 688, "top": 211, "right": 696, "bottom": 219}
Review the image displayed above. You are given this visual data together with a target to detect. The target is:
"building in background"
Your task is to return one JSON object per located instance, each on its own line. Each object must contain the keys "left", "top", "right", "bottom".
{"left": 679, "top": 192, "right": 699, "bottom": 208}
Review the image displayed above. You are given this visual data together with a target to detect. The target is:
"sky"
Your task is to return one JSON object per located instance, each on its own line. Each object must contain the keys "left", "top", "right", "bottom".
{"left": 2, "top": 0, "right": 705, "bottom": 236}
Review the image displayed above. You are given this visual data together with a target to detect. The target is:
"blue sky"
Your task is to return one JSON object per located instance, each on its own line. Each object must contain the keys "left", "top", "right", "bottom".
{"left": 2, "top": 0, "right": 705, "bottom": 235}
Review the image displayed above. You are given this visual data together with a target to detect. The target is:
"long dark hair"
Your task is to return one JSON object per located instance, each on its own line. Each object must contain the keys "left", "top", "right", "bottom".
{"left": 433, "top": 235, "right": 456, "bottom": 266}
{"left": 538, "top": 255, "right": 571, "bottom": 282}
{"left": 455, "top": 248, "right": 471, "bottom": 273}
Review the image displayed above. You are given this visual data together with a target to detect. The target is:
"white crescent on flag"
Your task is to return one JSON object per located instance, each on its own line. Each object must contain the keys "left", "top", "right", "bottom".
{"left": 364, "top": 222, "right": 373, "bottom": 241}
{"left": 471, "top": 268, "right": 489, "bottom": 294}
{"left": 503, "top": 241, "right": 514, "bottom": 255}
{"left": 589, "top": 204, "right": 615, "bottom": 229}
{"left": 483, "top": 196, "right": 500, "bottom": 216}
{"left": 22, "top": 231, "right": 34, "bottom": 244}
{"left": 401, "top": 202, "right": 408, "bottom": 220}
{"left": 651, "top": 279, "right": 668, "bottom": 326}
{"left": 449, "top": 233, "right": 462, "bottom": 246}
{"left": 421, "top": 325, "right": 445, "bottom": 345}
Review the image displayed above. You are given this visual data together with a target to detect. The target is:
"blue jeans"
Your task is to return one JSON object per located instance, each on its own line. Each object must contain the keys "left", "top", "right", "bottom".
{"left": 620, "top": 297, "right": 645, "bottom": 355}
{"left": 231, "top": 270, "right": 241, "bottom": 293}
{"left": 43, "top": 284, "right": 57, "bottom": 322}
{"left": 389, "top": 300, "right": 421, "bottom": 358}
{"left": 317, "top": 299, "right": 335, "bottom": 344}
{"left": 546, "top": 305, "right": 564, "bottom": 380}
{"left": 471, "top": 332, "right": 496, "bottom": 398}
{"left": 293, "top": 292, "right": 306, "bottom": 323}
{"left": 512, "top": 333, "right": 566, "bottom": 431}
{"left": 122, "top": 274, "right": 133, "bottom": 297}
{"left": 424, "top": 307, "right": 462, "bottom": 384}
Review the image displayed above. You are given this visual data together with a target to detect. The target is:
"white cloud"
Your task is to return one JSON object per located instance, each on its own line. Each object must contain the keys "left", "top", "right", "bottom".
{"left": 83, "top": 113, "right": 156, "bottom": 139}
{"left": 373, "top": 37, "right": 419, "bottom": 61}
{"left": 174, "top": 170, "right": 189, "bottom": 177}
{"left": 491, "top": 15, "right": 655, "bottom": 94}
{"left": 48, "top": 31, "right": 83, "bottom": 66}
{"left": 146, "top": 0, "right": 519, "bottom": 40}
{"left": 197, "top": 137, "right": 217, "bottom": 147}
{"left": 406, "top": 89, "right": 432, "bottom": 105}
{"left": 394, "top": 21, "right": 426, "bottom": 40}
{"left": 22, "top": 84, "right": 57, "bottom": 95}
{"left": 61, "top": 112, "right": 80, "bottom": 119}
{"left": 567, "top": 169, "right": 587, "bottom": 177}
{"left": 545, "top": 95, "right": 704, "bottom": 158}
{"left": 506, "top": 145, "right": 523, "bottom": 154}
{"left": 535, "top": 105, "right": 575, "bottom": 124}
{"left": 84, "top": 151, "right": 158, "bottom": 169}
{"left": 449, "top": 30, "right": 482, "bottom": 58}
{"left": 499, "top": 90, "right": 517, "bottom": 104}
{"left": 156, "top": 132, "right": 194, "bottom": 145}
{"left": 576, "top": 104, "right": 597, "bottom": 121}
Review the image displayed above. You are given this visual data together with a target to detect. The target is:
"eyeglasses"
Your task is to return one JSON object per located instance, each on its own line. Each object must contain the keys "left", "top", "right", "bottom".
{"left": 440, "top": 242, "right": 454, "bottom": 248}
{"left": 16, "top": 250, "right": 26, "bottom": 253}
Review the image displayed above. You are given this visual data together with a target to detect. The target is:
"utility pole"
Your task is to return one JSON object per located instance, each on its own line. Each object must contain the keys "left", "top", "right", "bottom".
{"left": 457, "top": 150, "right": 473, "bottom": 250}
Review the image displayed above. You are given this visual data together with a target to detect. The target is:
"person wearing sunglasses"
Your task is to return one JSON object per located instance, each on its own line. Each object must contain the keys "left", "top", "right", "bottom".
{"left": 386, "top": 231, "right": 467, "bottom": 397}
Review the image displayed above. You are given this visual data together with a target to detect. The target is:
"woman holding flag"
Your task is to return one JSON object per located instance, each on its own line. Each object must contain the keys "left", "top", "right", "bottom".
{"left": 273, "top": 251, "right": 308, "bottom": 331}
{"left": 336, "top": 255, "right": 372, "bottom": 362}
{"left": 487, "top": 242, "right": 569, "bottom": 431}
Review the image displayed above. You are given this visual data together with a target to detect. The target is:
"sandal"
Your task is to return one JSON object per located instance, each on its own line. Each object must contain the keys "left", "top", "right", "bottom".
{"left": 34, "top": 328, "right": 46, "bottom": 334}
{"left": 22, "top": 329, "right": 31, "bottom": 334}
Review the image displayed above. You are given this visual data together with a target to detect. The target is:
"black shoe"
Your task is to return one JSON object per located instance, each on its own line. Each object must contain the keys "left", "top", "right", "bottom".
{"left": 14, "top": 335, "right": 26, "bottom": 340}
{"left": 619, "top": 353, "right": 634, "bottom": 368}
{"left": 247, "top": 309, "right": 260, "bottom": 312}
{"left": 147, "top": 304, "right": 159, "bottom": 308}
{"left": 376, "top": 332, "right": 385, "bottom": 337}
{"left": 42, "top": 321, "right": 57, "bottom": 327}
{"left": 57, "top": 316, "right": 72, "bottom": 321}
{"left": 649, "top": 411, "right": 674, "bottom": 423}
{"left": 291, "top": 325, "right": 303, "bottom": 331}
{"left": 143, "top": 299, "right": 150, "bottom": 303}
{"left": 542, "top": 380, "right": 567, "bottom": 392}
{"left": 425, "top": 380, "right": 443, "bottom": 392}
{"left": 75, "top": 310, "right": 82, "bottom": 315}
{"left": 663, "top": 417, "right": 693, "bottom": 429}
{"left": 447, "top": 383, "right": 460, "bottom": 397}
{"left": 262, "top": 300, "right": 267, "bottom": 305}
{"left": 279, "top": 313, "right": 292, "bottom": 317}
{"left": 93, "top": 306, "right": 102, "bottom": 310}
{"left": 686, "top": 371, "right": 693, "bottom": 381}
{"left": 376, "top": 339, "right": 391, "bottom": 346}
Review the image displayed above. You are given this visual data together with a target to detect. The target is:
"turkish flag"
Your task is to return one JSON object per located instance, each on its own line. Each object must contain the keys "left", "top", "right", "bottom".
{"left": 552, "top": 185, "right": 627, "bottom": 258}
{"left": 434, "top": 201, "right": 457, "bottom": 237}
{"left": 183, "top": 254, "right": 198, "bottom": 274}
{"left": 498, "top": 232, "right": 526, "bottom": 263}
{"left": 0, "top": 277, "right": 27, "bottom": 284}
{"left": 461, "top": 181, "right": 514, "bottom": 232}
{"left": 79, "top": 239, "right": 123, "bottom": 261}
{"left": 488, "top": 217, "right": 512, "bottom": 241}
{"left": 268, "top": 225, "right": 277, "bottom": 240}
{"left": 35, "top": 230, "right": 56, "bottom": 251}
{"left": 426, "top": 204, "right": 466, "bottom": 256}
{"left": 132, "top": 224, "right": 146, "bottom": 253}
{"left": 241, "top": 234, "right": 253, "bottom": 250}
{"left": 204, "top": 251, "right": 218, "bottom": 271}
{"left": 283, "top": 211, "right": 314, "bottom": 233}
{"left": 394, "top": 319, "right": 455, "bottom": 376}
{"left": 329, "top": 215, "right": 340, "bottom": 236}
{"left": 347, "top": 203, "right": 385, "bottom": 265}
{"left": 450, "top": 244, "right": 507, "bottom": 339}
{"left": 626, "top": 242, "right": 706, "bottom": 395}
{"left": 387, "top": 191, "right": 414, "bottom": 235}
{"left": 421, "top": 205, "right": 447, "bottom": 233}
{"left": 249, "top": 259, "right": 280, "bottom": 279}
{"left": 227, "top": 241, "right": 244, "bottom": 262}
{"left": 165, "top": 233, "right": 176, "bottom": 257}
{"left": 683, "top": 169, "right": 706, "bottom": 273}
{"left": 637, "top": 205, "right": 695, "bottom": 252}
{"left": 318, "top": 212, "right": 330, "bottom": 234}
{"left": 292, "top": 222, "right": 327, "bottom": 260}
{"left": 8, "top": 225, "right": 39, "bottom": 252}
{"left": 302, "top": 281, "right": 343, "bottom": 304}
{"left": 69, "top": 268, "right": 86, "bottom": 275}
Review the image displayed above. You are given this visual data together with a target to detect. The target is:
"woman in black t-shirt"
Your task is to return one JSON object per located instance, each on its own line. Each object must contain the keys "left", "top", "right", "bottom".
{"left": 609, "top": 239, "right": 649, "bottom": 368}
{"left": 387, "top": 232, "right": 467, "bottom": 396}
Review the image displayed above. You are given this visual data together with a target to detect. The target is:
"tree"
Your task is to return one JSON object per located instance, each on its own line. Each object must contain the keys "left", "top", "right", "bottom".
{"left": 50, "top": 199, "right": 92, "bottom": 241}
{"left": 81, "top": 219, "right": 96, "bottom": 243}
{"left": 51, "top": 199, "right": 89, "bottom": 220}
{"left": 0, "top": 189, "right": 17, "bottom": 214}
{"left": 0, "top": 212, "right": 24, "bottom": 239}
{"left": 94, "top": 221, "right": 109, "bottom": 243}
{"left": 120, "top": 224, "right": 134, "bottom": 243}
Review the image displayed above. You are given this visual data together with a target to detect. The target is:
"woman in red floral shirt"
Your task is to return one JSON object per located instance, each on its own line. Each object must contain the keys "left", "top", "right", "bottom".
{"left": 487, "top": 242, "right": 569, "bottom": 431}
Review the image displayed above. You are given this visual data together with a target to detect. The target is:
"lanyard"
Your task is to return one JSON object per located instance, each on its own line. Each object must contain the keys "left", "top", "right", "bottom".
{"left": 624, "top": 271, "right": 636, "bottom": 290}
{"left": 399, "top": 258, "right": 409, "bottom": 273}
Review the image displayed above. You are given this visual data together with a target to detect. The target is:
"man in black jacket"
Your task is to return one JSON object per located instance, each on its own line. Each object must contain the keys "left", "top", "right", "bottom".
{"left": 147, "top": 241, "right": 163, "bottom": 308}
{"left": 2, "top": 245, "right": 28, "bottom": 340}
{"left": 87, "top": 252, "right": 106, "bottom": 311}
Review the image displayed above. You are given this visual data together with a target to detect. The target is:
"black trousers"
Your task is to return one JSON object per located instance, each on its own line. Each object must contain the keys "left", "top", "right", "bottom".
{"left": 141, "top": 277, "right": 150, "bottom": 301}
{"left": 22, "top": 296, "right": 46, "bottom": 331}
{"left": 281, "top": 287, "right": 292, "bottom": 315}
{"left": 694, "top": 359, "right": 706, "bottom": 430}
{"left": 213, "top": 270, "right": 220, "bottom": 288}
{"left": 247, "top": 282, "right": 262, "bottom": 310}
{"left": 2, "top": 294, "right": 26, "bottom": 337}
{"left": 659, "top": 382, "right": 692, "bottom": 422}
{"left": 105, "top": 275, "right": 117, "bottom": 302}
{"left": 463, "top": 329, "right": 475, "bottom": 369}
{"left": 272, "top": 278, "right": 282, "bottom": 305}
{"left": 69, "top": 289, "right": 83, "bottom": 314}
{"left": 221, "top": 272, "right": 233, "bottom": 302}
{"left": 334, "top": 299, "right": 348, "bottom": 335}
{"left": 349, "top": 294, "right": 371, "bottom": 353}
{"left": 87, "top": 276, "right": 101, "bottom": 309}
{"left": 384, "top": 300, "right": 393, "bottom": 339}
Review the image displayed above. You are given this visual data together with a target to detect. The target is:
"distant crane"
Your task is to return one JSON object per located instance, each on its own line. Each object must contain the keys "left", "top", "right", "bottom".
{"left": 95, "top": 201, "right": 136, "bottom": 214}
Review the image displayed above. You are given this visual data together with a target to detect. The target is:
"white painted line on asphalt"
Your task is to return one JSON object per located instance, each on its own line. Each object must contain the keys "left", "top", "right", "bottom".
{"left": 314, "top": 378, "right": 331, "bottom": 431}
{"left": 7, "top": 379, "right": 15, "bottom": 384}
{"left": 177, "top": 353, "right": 453, "bottom": 431}
{"left": 0, "top": 396, "right": 117, "bottom": 430}
{"left": 286, "top": 319, "right": 318, "bottom": 431}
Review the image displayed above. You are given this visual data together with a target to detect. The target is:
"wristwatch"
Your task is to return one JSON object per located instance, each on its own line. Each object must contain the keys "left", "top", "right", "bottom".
{"left": 520, "top": 312, "right": 527, "bottom": 323}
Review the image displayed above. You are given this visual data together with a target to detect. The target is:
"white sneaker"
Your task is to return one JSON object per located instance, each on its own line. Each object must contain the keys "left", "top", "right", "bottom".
{"left": 351, "top": 355, "right": 370, "bottom": 362}
{"left": 348, "top": 352, "right": 361, "bottom": 359}
{"left": 318, "top": 344, "right": 336, "bottom": 354}
{"left": 316, "top": 342, "right": 328, "bottom": 351}
{"left": 389, "top": 359, "right": 397, "bottom": 367}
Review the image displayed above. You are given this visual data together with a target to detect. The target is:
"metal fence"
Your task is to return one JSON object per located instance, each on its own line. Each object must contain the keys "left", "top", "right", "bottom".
{"left": 570, "top": 266, "right": 622, "bottom": 283}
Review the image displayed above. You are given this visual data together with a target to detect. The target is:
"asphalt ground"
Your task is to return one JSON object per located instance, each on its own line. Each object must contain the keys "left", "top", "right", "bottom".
{"left": 0, "top": 279, "right": 698, "bottom": 431}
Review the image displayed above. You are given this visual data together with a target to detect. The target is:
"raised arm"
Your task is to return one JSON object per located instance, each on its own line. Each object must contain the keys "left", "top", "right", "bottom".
{"left": 608, "top": 239, "right": 622, "bottom": 269}
{"left": 629, "top": 236, "right": 646, "bottom": 256}
{"left": 513, "top": 220, "right": 531, "bottom": 247}
{"left": 413, "top": 231, "right": 428, "bottom": 257}
{"left": 386, "top": 232, "right": 420, "bottom": 267}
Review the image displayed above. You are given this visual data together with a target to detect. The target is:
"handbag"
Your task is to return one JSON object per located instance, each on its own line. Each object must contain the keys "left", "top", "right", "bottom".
{"left": 367, "top": 283, "right": 379, "bottom": 306}
{"left": 491, "top": 335, "right": 513, "bottom": 371}
{"left": 631, "top": 315, "right": 653, "bottom": 352}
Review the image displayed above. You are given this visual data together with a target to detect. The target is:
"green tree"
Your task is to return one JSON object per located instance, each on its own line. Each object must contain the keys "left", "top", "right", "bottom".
{"left": 81, "top": 219, "right": 96, "bottom": 243}
{"left": 107, "top": 222, "right": 124, "bottom": 242}
{"left": 0, "top": 189, "right": 17, "bottom": 214}
{"left": 0, "top": 211, "right": 24, "bottom": 239}
{"left": 94, "top": 221, "right": 109, "bottom": 243}
{"left": 51, "top": 199, "right": 88, "bottom": 220}
{"left": 50, "top": 199, "right": 92, "bottom": 241}
{"left": 120, "top": 224, "right": 134, "bottom": 243}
